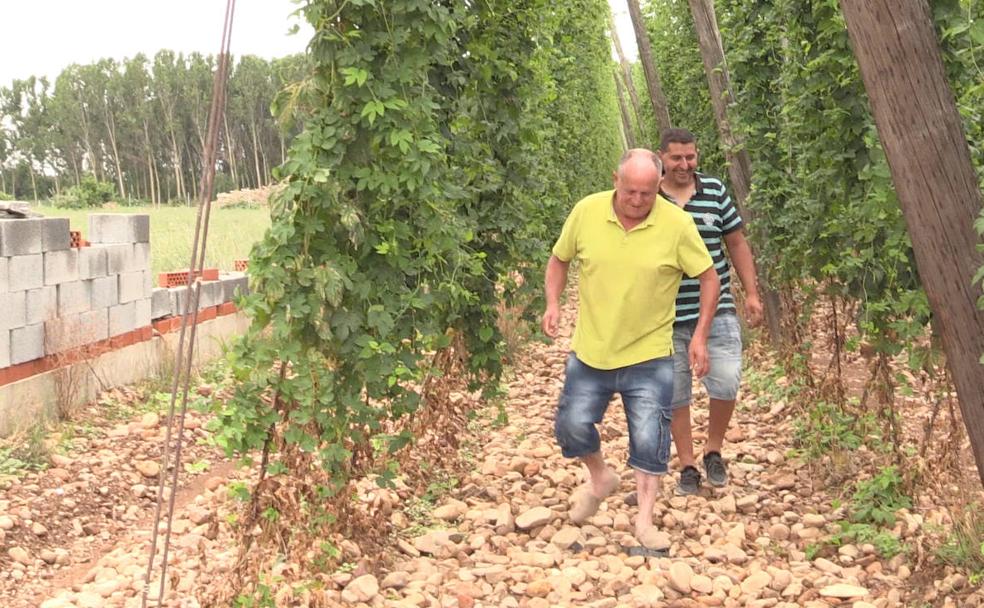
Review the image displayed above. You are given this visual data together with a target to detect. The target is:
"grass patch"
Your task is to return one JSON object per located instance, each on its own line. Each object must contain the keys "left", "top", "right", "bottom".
{"left": 937, "top": 503, "right": 984, "bottom": 585}
{"left": 34, "top": 205, "right": 271, "bottom": 275}
{"left": 0, "top": 425, "right": 50, "bottom": 485}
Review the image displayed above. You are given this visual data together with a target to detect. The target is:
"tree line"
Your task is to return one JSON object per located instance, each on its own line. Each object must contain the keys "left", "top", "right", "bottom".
{"left": 0, "top": 51, "right": 308, "bottom": 205}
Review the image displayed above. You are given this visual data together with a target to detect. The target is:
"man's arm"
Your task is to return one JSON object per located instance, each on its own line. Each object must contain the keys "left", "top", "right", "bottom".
{"left": 689, "top": 266, "right": 720, "bottom": 377}
{"left": 723, "top": 228, "right": 763, "bottom": 327}
{"left": 542, "top": 255, "right": 570, "bottom": 338}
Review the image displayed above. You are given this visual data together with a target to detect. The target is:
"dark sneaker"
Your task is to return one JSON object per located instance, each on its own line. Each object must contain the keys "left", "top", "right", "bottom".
{"left": 703, "top": 451, "right": 729, "bottom": 487}
{"left": 675, "top": 466, "right": 701, "bottom": 496}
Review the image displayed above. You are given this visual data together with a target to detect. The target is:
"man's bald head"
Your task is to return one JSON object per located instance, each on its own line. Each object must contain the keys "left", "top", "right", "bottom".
{"left": 617, "top": 148, "right": 663, "bottom": 179}
{"left": 611, "top": 148, "right": 663, "bottom": 229}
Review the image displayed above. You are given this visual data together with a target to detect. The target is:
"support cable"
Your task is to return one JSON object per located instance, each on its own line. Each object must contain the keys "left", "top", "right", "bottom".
{"left": 141, "top": 1, "right": 237, "bottom": 605}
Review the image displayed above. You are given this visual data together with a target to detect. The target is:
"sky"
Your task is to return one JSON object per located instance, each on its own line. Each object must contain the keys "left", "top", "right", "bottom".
{"left": 0, "top": 0, "right": 638, "bottom": 88}
{"left": 609, "top": 0, "right": 640, "bottom": 63}
{"left": 0, "top": 0, "right": 312, "bottom": 87}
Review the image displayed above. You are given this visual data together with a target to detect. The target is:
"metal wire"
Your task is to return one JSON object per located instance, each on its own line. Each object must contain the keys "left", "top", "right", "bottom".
{"left": 141, "top": 1, "right": 237, "bottom": 605}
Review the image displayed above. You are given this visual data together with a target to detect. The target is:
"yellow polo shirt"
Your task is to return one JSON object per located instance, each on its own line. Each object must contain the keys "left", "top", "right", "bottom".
{"left": 552, "top": 190, "right": 712, "bottom": 370}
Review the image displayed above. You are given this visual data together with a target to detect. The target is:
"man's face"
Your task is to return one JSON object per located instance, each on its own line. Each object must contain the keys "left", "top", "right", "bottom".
{"left": 612, "top": 158, "right": 662, "bottom": 222}
{"left": 660, "top": 142, "right": 699, "bottom": 188}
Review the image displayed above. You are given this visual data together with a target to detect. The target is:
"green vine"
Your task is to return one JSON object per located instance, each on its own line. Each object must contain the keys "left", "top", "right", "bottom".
{"left": 209, "top": 0, "right": 622, "bottom": 496}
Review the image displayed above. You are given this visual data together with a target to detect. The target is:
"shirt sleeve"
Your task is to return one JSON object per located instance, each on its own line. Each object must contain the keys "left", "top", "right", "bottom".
{"left": 719, "top": 183, "right": 744, "bottom": 235}
{"left": 678, "top": 217, "right": 714, "bottom": 278}
{"left": 551, "top": 203, "right": 581, "bottom": 262}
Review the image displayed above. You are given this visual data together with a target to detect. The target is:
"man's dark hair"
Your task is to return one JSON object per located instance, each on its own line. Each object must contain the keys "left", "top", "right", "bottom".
{"left": 659, "top": 128, "right": 696, "bottom": 151}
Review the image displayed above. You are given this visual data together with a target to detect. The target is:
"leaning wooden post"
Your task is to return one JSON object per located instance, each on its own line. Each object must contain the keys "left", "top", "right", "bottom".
{"left": 840, "top": 0, "right": 984, "bottom": 487}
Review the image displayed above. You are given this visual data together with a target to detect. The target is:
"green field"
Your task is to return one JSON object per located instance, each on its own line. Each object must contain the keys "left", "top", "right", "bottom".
{"left": 35, "top": 206, "right": 271, "bottom": 276}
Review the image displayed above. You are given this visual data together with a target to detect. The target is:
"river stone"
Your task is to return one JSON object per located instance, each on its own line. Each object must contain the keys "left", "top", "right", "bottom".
{"left": 516, "top": 506, "right": 553, "bottom": 530}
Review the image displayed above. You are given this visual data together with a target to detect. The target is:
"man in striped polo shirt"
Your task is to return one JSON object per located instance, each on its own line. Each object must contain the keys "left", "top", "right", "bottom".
{"left": 658, "top": 128, "right": 763, "bottom": 495}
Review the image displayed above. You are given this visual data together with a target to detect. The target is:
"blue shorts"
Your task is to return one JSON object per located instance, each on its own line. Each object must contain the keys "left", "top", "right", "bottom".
{"left": 554, "top": 353, "right": 674, "bottom": 475}
{"left": 671, "top": 312, "right": 743, "bottom": 408}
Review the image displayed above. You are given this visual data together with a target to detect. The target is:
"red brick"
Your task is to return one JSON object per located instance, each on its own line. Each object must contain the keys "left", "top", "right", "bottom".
{"left": 197, "top": 306, "right": 217, "bottom": 323}
{"left": 217, "top": 302, "right": 237, "bottom": 316}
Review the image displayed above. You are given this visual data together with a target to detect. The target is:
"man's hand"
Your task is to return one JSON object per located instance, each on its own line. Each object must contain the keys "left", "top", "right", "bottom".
{"left": 689, "top": 335, "right": 709, "bottom": 378}
{"left": 542, "top": 305, "right": 561, "bottom": 338}
{"left": 744, "top": 293, "right": 764, "bottom": 328}
{"left": 542, "top": 256, "right": 570, "bottom": 340}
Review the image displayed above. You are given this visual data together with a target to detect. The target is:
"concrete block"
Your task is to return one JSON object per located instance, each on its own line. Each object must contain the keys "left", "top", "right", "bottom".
{"left": 78, "top": 247, "right": 108, "bottom": 279}
{"left": 44, "top": 314, "right": 82, "bottom": 354}
{"left": 132, "top": 242, "right": 151, "bottom": 271}
{"left": 78, "top": 308, "right": 109, "bottom": 344}
{"left": 108, "top": 301, "right": 136, "bottom": 337}
{"left": 0, "top": 218, "right": 43, "bottom": 256}
{"left": 89, "top": 276, "right": 119, "bottom": 310}
{"left": 0, "top": 257, "right": 8, "bottom": 292}
{"left": 0, "top": 291, "right": 27, "bottom": 330}
{"left": 0, "top": 329, "right": 9, "bottom": 368}
{"left": 143, "top": 270, "right": 153, "bottom": 298}
{"left": 10, "top": 323, "right": 44, "bottom": 365}
{"left": 169, "top": 286, "right": 191, "bottom": 316}
{"left": 40, "top": 217, "right": 71, "bottom": 251}
{"left": 151, "top": 288, "right": 171, "bottom": 319}
{"left": 9, "top": 254, "right": 43, "bottom": 291}
{"left": 118, "top": 271, "right": 145, "bottom": 304}
{"left": 88, "top": 214, "right": 150, "bottom": 244}
{"left": 43, "top": 249, "right": 79, "bottom": 286}
{"left": 26, "top": 286, "right": 58, "bottom": 325}
{"left": 57, "top": 280, "right": 91, "bottom": 316}
{"left": 219, "top": 273, "right": 250, "bottom": 303}
{"left": 135, "top": 298, "right": 152, "bottom": 328}
{"left": 100, "top": 243, "right": 133, "bottom": 275}
{"left": 198, "top": 281, "right": 221, "bottom": 308}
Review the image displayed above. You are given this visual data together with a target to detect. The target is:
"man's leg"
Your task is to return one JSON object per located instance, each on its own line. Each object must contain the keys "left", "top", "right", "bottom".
{"left": 621, "top": 356, "right": 674, "bottom": 548}
{"left": 634, "top": 468, "right": 662, "bottom": 537}
{"left": 670, "top": 323, "right": 701, "bottom": 495}
{"left": 581, "top": 451, "right": 619, "bottom": 497}
{"left": 700, "top": 313, "right": 743, "bottom": 487}
{"left": 671, "top": 405, "right": 695, "bottom": 467}
{"left": 554, "top": 354, "right": 617, "bottom": 523}
{"left": 705, "top": 398, "right": 736, "bottom": 454}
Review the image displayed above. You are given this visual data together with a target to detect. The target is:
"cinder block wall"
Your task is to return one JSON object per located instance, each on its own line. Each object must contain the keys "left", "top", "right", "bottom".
{"left": 0, "top": 214, "right": 249, "bottom": 374}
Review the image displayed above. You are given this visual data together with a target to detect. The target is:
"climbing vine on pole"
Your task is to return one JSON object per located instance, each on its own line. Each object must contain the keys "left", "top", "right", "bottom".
{"left": 209, "top": 1, "right": 624, "bottom": 494}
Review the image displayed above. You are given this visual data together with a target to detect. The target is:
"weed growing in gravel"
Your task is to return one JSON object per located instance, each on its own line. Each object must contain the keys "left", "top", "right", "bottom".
{"left": 0, "top": 424, "right": 50, "bottom": 482}
{"left": 745, "top": 353, "right": 810, "bottom": 403}
{"left": 936, "top": 502, "right": 984, "bottom": 584}
{"left": 849, "top": 466, "right": 911, "bottom": 526}
{"left": 808, "top": 466, "right": 912, "bottom": 561}
{"left": 835, "top": 521, "right": 905, "bottom": 558}
{"left": 791, "top": 401, "right": 882, "bottom": 460}
{"left": 232, "top": 582, "right": 275, "bottom": 608}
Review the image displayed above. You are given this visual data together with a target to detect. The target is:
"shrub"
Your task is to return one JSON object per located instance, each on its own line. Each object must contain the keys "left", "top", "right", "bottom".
{"left": 52, "top": 175, "right": 115, "bottom": 209}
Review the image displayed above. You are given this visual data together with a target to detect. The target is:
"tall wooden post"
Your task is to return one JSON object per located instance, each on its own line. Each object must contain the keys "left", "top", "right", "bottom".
{"left": 625, "top": 0, "right": 672, "bottom": 133}
{"left": 687, "top": 0, "right": 782, "bottom": 344}
{"left": 841, "top": 0, "right": 984, "bottom": 487}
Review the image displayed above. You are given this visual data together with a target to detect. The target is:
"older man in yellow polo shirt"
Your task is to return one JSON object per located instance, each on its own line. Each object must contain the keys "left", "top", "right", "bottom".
{"left": 542, "top": 148, "right": 719, "bottom": 550}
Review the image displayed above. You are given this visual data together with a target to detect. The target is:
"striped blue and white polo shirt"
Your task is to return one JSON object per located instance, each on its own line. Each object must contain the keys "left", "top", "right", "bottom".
{"left": 661, "top": 173, "right": 742, "bottom": 323}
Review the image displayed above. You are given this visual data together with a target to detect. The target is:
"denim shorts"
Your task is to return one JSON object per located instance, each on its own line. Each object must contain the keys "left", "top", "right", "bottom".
{"left": 671, "top": 311, "right": 743, "bottom": 408}
{"left": 554, "top": 353, "right": 674, "bottom": 475}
